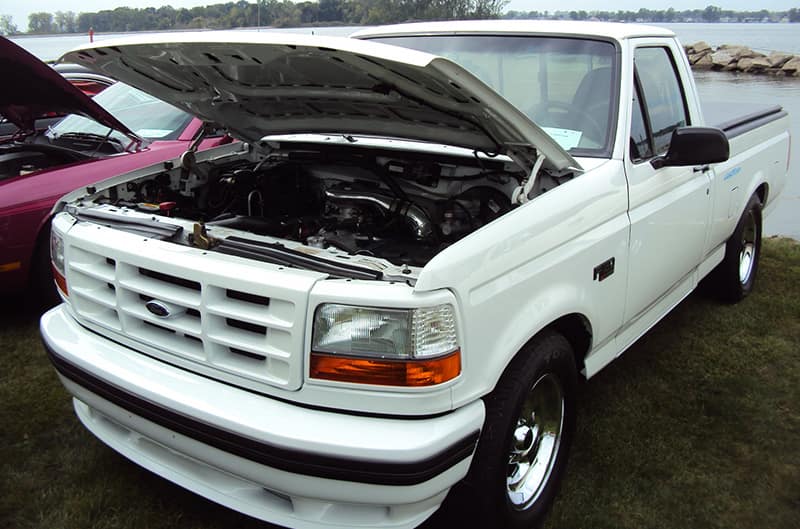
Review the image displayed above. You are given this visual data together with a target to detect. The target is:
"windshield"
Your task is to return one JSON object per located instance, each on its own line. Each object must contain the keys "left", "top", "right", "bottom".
{"left": 49, "top": 81, "right": 193, "bottom": 143}
{"left": 366, "top": 35, "right": 618, "bottom": 156}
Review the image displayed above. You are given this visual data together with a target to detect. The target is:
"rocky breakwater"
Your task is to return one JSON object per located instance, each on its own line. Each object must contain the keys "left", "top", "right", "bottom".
{"left": 684, "top": 41, "right": 800, "bottom": 77}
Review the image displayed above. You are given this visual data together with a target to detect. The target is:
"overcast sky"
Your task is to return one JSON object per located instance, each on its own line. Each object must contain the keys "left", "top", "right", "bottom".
{"left": 3, "top": 1, "right": 797, "bottom": 30}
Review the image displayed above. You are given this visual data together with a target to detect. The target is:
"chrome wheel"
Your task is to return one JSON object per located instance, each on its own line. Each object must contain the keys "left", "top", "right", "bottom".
{"left": 507, "top": 373, "right": 564, "bottom": 510}
{"left": 738, "top": 209, "right": 757, "bottom": 285}
{"left": 708, "top": 193, "right": 762, "bottom": 303}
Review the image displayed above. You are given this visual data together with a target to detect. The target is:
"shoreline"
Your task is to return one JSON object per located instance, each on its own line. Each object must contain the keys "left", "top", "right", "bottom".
{"left": 685, "top": 41, "right": 800, "bottom": 76}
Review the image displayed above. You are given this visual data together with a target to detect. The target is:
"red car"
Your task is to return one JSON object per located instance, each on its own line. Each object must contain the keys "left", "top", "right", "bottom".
{"left": 0, "top": 63, "right": 114, "bottom": 141}
{"left": 0, "top": 37, "right": 230, "bottom": 303}
{"left": 52, "top": 63, "right": 115, "bottom": 97}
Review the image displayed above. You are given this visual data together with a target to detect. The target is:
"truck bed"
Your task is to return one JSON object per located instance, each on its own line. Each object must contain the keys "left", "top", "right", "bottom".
{"left": 702, "top": 101, "right": 787, "bottom": 139}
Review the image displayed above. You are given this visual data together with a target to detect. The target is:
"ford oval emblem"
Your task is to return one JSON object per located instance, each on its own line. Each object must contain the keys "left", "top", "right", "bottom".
{"left": 145, "top": 300, "right": 171, "bottom": 318}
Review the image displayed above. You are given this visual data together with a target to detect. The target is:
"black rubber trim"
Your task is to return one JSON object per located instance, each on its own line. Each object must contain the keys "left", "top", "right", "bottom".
{"left": 216, "top": 236, "right": 382, "bottom": 280}
{"left": 44, "top": 341, "right": 479, "bottom": 486}
{"left": 712, "top": 105, "right": 787, "bottom": 139}
{"left": 76, "top": 209, "right": 183, "bottom": 240}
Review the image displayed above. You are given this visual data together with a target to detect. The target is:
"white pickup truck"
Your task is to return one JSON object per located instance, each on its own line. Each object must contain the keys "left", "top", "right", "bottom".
{"left": 41, "top": 21, "right": 790, "bottom": 529}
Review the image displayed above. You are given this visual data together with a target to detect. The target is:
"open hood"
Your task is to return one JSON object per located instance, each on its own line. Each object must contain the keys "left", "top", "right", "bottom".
{"left": 0, "top": 36, "right": 135, "bottom": 138}
{"left": 62, "top": 32, "right": 580, "bottom": 174}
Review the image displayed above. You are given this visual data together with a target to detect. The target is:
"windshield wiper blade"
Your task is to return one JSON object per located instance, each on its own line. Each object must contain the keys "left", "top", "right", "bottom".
{"left": 56, "top": 131, "right": 123, "bottom": 146}
{"left": 216, "top": 236, "right": 383, "bottom": 280}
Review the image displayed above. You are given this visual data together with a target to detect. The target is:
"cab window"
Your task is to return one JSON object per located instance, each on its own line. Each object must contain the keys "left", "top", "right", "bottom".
{"left": 630, "top": 47, "right": 690, "bottom": 160}
{"left": 629, "top": 81, "right": 652, "bottom": 162}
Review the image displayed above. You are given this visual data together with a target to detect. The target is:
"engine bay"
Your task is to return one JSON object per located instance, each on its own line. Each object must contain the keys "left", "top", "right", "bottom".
{"left": 0, "top": 128, "right": 128, "bottom": 181}
{"left": 70, "top": 140, "right": 571, "bottom": 279}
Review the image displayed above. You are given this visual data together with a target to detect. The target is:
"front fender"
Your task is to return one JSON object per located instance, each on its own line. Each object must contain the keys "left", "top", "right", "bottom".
{"left": 416, "top": 161, "right": 630, "bottom": 407}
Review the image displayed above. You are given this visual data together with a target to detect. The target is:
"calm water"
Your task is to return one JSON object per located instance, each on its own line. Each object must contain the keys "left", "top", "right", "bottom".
{"left": 660, "top": 22, "right": 800, "bottom": 54}
{"left": 9, "top": 24, "right": 800, "bottom": 239}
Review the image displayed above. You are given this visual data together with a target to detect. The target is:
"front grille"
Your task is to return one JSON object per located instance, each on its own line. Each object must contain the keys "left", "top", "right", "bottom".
{"left": 66, "top": 239, "right": 308, "bottom": 390}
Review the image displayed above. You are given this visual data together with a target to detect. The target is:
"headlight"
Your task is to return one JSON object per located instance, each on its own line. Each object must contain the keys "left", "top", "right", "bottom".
{"left": 50, "top": 230, "right": 68, "bottom": 296}
{"left": 310, "top": 303, "right": 460, "bottom": 387}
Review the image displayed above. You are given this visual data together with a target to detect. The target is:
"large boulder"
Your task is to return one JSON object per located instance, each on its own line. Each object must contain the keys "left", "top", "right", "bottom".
{"left": 736, "top": 57, "right": 754, "bottom": 71}
{"left": 782, "top": 57, "right": 800, "bottom": 75}
{"left": 716, "top": 45, "right": 762, "bottom": 60}
{"left": 693, "top": 53, "right": 714, "bottom": 69}
{"left": 688, "top": 41, "right": 712, "bottom": 54}
{"left": 768, "top": 52, "right": 794, "bottom": 68}
{"left": 738, "top": 57, "right": 771, "bottom": 73}
{"left": 711, "top": 49, "right": 740, "bottom": 68}
{"left": 689, "top": 49, "right": 712, "bottom": 65}
{"left": 688, "top": 43, "right": 796, "bottom": 76}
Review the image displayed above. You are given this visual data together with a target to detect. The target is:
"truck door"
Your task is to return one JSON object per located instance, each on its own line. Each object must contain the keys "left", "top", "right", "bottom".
{"left": 623, "top": 44, "right": 711, "bottom": 322}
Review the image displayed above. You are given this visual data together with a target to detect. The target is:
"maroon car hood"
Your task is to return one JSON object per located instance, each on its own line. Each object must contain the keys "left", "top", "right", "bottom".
{"left": 0, "top": 36, "right": 133, "bottom": 136}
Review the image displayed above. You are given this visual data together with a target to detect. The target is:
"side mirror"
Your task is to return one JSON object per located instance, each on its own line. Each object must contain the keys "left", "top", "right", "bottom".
{"left": 652, "top": 127, "right": 729, "bottom": 169}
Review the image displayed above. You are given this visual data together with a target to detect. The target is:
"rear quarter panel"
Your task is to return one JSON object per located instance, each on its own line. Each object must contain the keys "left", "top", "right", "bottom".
{"left": 706, "top": 114, "right": 791, "bottom": 255}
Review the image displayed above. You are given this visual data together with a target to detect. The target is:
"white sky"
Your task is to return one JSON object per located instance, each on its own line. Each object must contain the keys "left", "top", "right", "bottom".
{"left": 3, "top": 1, "right": 797, "bottom": 30}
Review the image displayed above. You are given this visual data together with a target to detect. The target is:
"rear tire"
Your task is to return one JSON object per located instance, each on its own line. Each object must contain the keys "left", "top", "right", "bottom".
{"left": 707, "top": 193, "right": 762, "bottom": 303}
{"left": 447, "top": 330, "right": 577, "bottom": 528}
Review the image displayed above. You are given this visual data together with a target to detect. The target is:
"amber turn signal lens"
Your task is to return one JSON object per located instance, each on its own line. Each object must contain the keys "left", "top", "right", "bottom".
{"left": 310, "top": 350, "right": 461, "bottom": 387}
{"left": 52, "top": 264, "right": 68, "bottom": 297}
{"left": 0, "top": 261, "right": 22, "bottom": 272}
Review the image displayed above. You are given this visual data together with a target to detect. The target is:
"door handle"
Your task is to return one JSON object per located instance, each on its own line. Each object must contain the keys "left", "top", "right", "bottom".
{"left": 693, "top": 164, "right": 710, "bottom": 173}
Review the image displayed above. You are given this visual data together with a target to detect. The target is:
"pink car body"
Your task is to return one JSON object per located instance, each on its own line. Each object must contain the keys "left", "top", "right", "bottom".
{"left": 1, "top": 129, "right": 229, "bottom": 294}
{"left": 0, "top": 37, "right": 230, "bottom": 296}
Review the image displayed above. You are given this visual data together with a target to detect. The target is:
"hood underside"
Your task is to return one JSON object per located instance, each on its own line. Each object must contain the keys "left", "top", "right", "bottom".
{"left": 0, "top": 36, "right": 133, "bottom": 137}
{"left": 62, "top": 32, "right": 580, "bottom": 174}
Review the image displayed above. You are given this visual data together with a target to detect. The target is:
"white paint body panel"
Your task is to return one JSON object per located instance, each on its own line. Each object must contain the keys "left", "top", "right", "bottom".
{"left": 42, "top": 305, "right": 484, "bottom": 529}
{"left": 416, "top": 158, "right": 630, "bottom": 405}
{"left": 40, "top": 22, "right": 791, "bottom": 529}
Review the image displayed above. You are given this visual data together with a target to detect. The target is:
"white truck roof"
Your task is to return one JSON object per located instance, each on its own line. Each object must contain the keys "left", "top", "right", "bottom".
{"left": 352, "top": 20, "right": 676, "bottom": 42}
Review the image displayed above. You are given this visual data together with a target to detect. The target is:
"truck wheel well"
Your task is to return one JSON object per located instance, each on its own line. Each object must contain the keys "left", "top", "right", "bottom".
{"left": 507, "top": 315, "right": 591, "bottom": 384}
{"left": 755, "top": 183, "right": 768, "bottom": 205}
{"left": 548, "top": 314, "right": 592, "bottom": 375}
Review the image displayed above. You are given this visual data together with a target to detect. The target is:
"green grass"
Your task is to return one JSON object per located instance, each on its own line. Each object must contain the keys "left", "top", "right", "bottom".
{"left": 1, "top": 238, "right": 798, "bottom": 529}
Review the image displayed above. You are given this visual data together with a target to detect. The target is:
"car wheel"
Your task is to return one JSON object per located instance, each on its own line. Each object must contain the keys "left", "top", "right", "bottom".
{"left": 708, "top": 193, "right": 762, "bottom": 303}
{"left": 448, "top": 330, "right": 577, "bottom": 528}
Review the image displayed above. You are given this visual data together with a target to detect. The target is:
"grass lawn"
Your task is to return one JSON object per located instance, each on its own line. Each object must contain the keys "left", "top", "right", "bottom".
{"left": 1, "top": 238, "right": 798, "bottom": 529}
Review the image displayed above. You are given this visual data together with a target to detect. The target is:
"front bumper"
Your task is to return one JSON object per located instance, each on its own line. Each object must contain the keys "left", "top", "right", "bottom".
{"left": 41, "top": 305, "right": 485, "bottom": 529}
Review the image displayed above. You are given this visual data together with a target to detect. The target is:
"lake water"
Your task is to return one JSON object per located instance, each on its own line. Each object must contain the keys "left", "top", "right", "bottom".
{"left": 661, "top": 22, "right": 800, "bottom": 54}
{"left": 9, "top": 24, "right": 800, "bottom": 239}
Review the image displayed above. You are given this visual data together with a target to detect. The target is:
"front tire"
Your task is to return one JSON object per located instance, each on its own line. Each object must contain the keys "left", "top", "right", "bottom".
{"left": 450, "top": 330, "right": 577, "bottom": 528}
{"left": 708, "top": 193, "right": 762, "bottom": 303}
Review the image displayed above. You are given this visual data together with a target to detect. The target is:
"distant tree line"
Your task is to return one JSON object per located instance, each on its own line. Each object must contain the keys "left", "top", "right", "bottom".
{"left": 1, "top": 0, "right": 507, "bottom": 35}
{"left": 505, "top": 6, "right": 800, "bottom": 23}
{"left": 0, "top": 2, "right": 797, "bottom": 36}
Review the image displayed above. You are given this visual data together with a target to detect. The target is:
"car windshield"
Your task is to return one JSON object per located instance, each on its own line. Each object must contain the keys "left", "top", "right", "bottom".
{"left": 365, "top": 35, "right": 618, "bottom": 156}
{"left": 49, "top": 81, "right": 193, "bottom": 143}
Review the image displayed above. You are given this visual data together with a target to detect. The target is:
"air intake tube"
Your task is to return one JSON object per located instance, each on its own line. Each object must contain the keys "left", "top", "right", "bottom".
{"left": 324, "top": 188, "right": 434, "bottom": 240}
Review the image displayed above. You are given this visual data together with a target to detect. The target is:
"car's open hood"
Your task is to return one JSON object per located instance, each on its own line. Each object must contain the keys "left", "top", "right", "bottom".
{"left": 0, "top": 36, "right": 135, "bottom": 138}
{"left": 62, "top": 32, "right": 580, "bottom": 174}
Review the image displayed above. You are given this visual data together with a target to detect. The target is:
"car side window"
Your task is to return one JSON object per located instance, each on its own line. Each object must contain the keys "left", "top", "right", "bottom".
{"left": 632, "top": 47, "right": 690, "bottom": 159}
{"left": 629, "top": 80, "right": 652, "bottom": 162}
